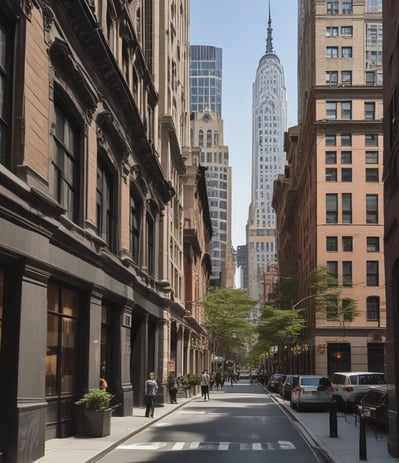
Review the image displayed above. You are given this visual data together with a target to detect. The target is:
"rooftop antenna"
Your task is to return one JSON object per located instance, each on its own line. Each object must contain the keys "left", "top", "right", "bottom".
{"left": 266, "top": 0, "right": 274, "bottom": 54}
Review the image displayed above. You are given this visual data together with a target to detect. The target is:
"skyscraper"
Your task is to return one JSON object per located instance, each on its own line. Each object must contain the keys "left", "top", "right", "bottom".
{"left": 246, "top": 5, "right": 287, "bottom": 302}
{"left": 190, "top": 45, "right": 235, "bottom": 288}
{"left": 190, "top": 45, "right": 222, "bottom": 117}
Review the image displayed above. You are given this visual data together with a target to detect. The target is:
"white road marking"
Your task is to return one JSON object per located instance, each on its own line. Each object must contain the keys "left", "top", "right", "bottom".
{"left": 116, "top": 441, "right": 296, "bottom": 451}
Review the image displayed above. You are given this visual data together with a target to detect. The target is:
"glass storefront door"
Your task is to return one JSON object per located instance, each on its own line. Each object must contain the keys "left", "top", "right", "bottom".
{"left": 46, "top": 283, "right": 80, "bottom": 438}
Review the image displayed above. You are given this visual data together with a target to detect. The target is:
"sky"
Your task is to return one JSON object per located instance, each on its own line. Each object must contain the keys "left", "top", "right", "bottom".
{"left": 190, "top": 0, "right": 298, "bottom": 248}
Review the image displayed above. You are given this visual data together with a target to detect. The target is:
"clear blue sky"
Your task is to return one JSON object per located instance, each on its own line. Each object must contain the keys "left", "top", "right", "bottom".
{"left": 190, "top": 0, "right": 298, "bottom": 248}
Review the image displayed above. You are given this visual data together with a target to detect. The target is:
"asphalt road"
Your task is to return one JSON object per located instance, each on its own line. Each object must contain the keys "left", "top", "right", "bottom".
{"left": 98, "top": 381, "right": 323, "bottom": 463}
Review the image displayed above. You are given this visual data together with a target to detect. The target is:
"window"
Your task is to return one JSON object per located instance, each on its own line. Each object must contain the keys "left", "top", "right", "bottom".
{"left": 0, "top": 17, "right": 12, "bottom": 167}
{"left": 327, "top": 296, "right": 338, "bottom": 320}
{"left": 326, "top": 194, "right": 338, "bottom": 223}
{"left": 326, "top": 101, "right": 337, "bottom": 119}
{"left": 198, "top": 129, "right": 204, "bottom": 147}
{"left": 341, "top": 101, "right": 352, "bottom": 119}
{"left": 341, "top": 26, "right": 353, "bottom": 37}
{"left": 206, "top": 130, "right": 212, "bottom": 147}
{"left": 326, "top": 134, "right": 337, "bottom": 146}
{"left": 342, "top": 236, "right": 353, "bottom": 251}
{"left": 341, "top": 133, "right": 352, "bottom": 146}
{"left": 342, "top": 0, "right": 353, "bottom": 14}
{"left": 342, "top": 193, "right": 352, "bottom": 223}
{"left": 364, "top": 102, "right": 376, "bottom": 120}
{"left": 365, "top": 71, "right": 376, "bottom": 86}
{"left": 341, "top": 151, "right": 352, "bottom": 164}
{"left": 130, "top": 189, "right": 142, "bottom": 263}
{"left": 366, "top": 151, "right": 378, "bottom": 164}
{"left": 326, "top": 47, "right": 339, "bottom": 58}
{"left": 342, "top": 47, "right": 352, "bottom": 58}
{"left": 366, "top": 261, "right": 379, "bottom": 286}
{"left": 53, "top": 102, "right": 81, "bottom": 222}
{"left": 214, "top": 131, "right": 219, "bottom": 145}
{"left": 366, "top": 168, "right": 379, "bottom": 182}
{"left": 343, "top": 261, "right": 352, "bottom": 287}
{"left": 96, "top": 155, "right": 116, "bottom": 251}
{"left": 366, "top": 0, "right": 382, "bottom": 13}
{"left": 46, "top": 283, "right": 80, "bottom": 397}
{"left": 327, "top": 261, "right": 338, "bottom": 280}
{"left": 365, "top": 134, "right": 378, "bottom": 146}
{"left": 326, "top": 26, "right": 339, "bottom": 37}
{"left": 341, "top": 168, "right": 352, "bottom": 182}
{"left": 341, "top": 70, "right": 352, "bottom": 85}
{"left": 326, "top": 151, "right": 337, "bottom": 164}
{"left": 147, "top": 211, "right": 155, "bottom": 275}
{"left": 326, "top": 71, "right": 338, "bottom": 85}
{"left": 327, "top": 236, "right": 338, "bottom": 252}
{"left": 367, "top": 237, "right": 380, "bottom": 252}
{"left": 326, "top": 168, "right": 337, "bottom": 181}
{"left": 366, "top": 194, "right": 378, "bottom": 224}
{"left": 342, "top": 299, "right": 354, "bottom": 321}
{"left": 327, "top": 1, "right": 339, "bottom": 14}
{"left": 366, "top": 296, "right": 380, "bottom": 321}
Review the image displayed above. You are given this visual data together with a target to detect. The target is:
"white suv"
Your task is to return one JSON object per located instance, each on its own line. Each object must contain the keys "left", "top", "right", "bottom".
{"left": 331, "top": 372, "right": 385, "bottom": 408}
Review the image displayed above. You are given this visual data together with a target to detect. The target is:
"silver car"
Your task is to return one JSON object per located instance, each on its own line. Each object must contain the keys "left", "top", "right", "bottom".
{"left": 290, "top": 375, "right": 333, "bottom": 411}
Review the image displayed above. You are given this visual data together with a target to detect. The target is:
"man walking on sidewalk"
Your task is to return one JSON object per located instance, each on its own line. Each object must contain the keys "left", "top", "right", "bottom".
{"left": 201, "top": 370, "right": 210, "bottom": 401}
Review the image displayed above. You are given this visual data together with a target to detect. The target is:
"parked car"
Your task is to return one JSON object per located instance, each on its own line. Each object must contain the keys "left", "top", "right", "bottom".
{"left": 290, "top": 375, "right": 334, "bottom": 411}
{"left": 238, "top": 370, "right": 250, "bottom": 380}
{"left": 281, "top": 374, "right": 299, "bottom": 401}
{"left": 267, "top": 373, "right": 284, "bottom": 392}
{"left": 331, "top": 372, "right": 385, "bottom": 409}
{"left": 358, "top": 386, "right": 388, "bottom": 429}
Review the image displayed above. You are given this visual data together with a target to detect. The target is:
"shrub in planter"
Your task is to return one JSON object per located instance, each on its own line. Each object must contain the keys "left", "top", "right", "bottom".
{"left": 75, "top": 389, "right": 113, "bottom": 437}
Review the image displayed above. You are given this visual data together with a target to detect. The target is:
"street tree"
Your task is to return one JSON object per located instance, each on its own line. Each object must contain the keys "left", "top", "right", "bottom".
{"left": 204, "top": 288, "right": 256, "bottom": 363}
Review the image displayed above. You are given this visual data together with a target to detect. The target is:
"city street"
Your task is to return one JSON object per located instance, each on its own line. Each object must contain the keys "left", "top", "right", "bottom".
{"left": 98, "top": 381, "right": 324, "bottom": 463}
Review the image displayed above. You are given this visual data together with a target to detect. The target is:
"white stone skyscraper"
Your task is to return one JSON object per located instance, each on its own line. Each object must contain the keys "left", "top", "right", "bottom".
{"left": 247, "top": 4, "right": 287, "bottom": 304}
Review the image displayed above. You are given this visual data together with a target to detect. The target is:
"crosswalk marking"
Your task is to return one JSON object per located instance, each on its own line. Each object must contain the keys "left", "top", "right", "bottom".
{"left": 116, "top": 441, "right": 296, "bottom": 451}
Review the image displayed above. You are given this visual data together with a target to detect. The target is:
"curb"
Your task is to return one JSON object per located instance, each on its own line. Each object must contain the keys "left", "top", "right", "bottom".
{"left": 87, "top": 396, "right": 198, "bottom": 463}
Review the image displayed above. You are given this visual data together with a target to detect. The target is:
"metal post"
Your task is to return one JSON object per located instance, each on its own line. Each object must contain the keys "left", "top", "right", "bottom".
{"left": 359, "top": 415, "right": 367, "bottom": 460}
{"left": 329, "top": 400, "right": 338, "bottom": 438}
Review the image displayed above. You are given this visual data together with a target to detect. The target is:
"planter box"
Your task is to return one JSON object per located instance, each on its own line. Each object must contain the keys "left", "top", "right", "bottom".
{"left": 75, "top": 406, "right": 112, "bottom": 437}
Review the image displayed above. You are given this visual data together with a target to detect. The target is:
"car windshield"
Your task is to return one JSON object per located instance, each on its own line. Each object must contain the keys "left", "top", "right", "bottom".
{"left": 301, "top": 377, "right": 323, "bottom": 386}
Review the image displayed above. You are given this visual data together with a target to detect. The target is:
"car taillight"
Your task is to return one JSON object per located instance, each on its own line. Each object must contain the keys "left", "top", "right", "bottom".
{"left": 343, "top": 386, "right": 353, "bottom": 392}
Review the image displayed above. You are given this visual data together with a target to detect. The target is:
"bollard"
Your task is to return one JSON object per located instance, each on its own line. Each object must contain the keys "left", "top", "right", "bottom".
{"left": 329, "top": 400, "right": 338, "bottom": 438}
{"left": 359, "top": 415, "right": 367, "bottom": 460}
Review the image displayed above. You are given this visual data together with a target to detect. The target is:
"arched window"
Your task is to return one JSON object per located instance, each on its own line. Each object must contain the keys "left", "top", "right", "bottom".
{"left": 207, "top": 130, "right": 212, "bottom": 147}
{"left": 130, "top": 187, "right": 142, "bottom": 263}
{"left": 214, "top": 130, "right": 219, "bottom": 146}
{"left": 106, "top": 4, "right": 116, "bottom": 52}
{"left": 198, "top": 130, "right": 204, "bottom": 147}
{"left": 366, "top": 296, "right": 380, "bottom": 321}
{"left": 96, "top": 153, "right": 116, "bottom": 252}
{"left": 53, "top": 99, "right": 81, "bottom": 223}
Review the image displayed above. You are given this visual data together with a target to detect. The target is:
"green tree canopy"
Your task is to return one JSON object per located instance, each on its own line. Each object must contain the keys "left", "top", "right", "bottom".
{"left": 204, "top": 288, "right": 256, "bottom": 360}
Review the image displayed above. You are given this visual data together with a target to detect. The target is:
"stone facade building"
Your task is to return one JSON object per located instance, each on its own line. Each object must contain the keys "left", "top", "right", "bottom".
{"left": 0, "top": 1, "right": 211, "bottom": 462}
{"left": 273, "top": 0, "right": 385, "bottom": 377}
{"left": 382, "top": 0, "right": 399, "bottom": 456}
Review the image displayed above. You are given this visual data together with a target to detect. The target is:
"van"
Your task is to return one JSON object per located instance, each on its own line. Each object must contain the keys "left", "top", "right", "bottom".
{"left": 331, "top": 372, "right": 385, "bottom": 409}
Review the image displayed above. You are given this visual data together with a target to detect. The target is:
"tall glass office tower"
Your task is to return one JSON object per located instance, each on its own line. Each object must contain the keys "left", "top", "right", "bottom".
{"left": 190, "top": 45, "right": 222, "bottom": 118}
{"left": 247, "top": 6, "right": 287, "bottom": 303}
{"left": 190, "top": 45, "right": 234, "bottom": 288}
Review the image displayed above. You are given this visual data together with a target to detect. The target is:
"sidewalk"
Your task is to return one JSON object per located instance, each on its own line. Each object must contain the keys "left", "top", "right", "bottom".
{"left": 273, "top": 393, "right": 398, "bottom": 463}
{"left": 36, "top": 398, "right": 193, "bottom": 463}
{"left": 36, "top": 389, "right": 399, "bottom": 463}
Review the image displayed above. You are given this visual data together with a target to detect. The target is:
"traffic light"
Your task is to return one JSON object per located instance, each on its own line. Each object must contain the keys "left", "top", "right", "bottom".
{"left": 335, "top": 352, "right": 342, "bottom": 360}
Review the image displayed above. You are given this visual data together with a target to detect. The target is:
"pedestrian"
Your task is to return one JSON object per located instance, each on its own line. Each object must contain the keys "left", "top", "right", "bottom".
{"left": 200, "top": 369, "right": 210, "bottom": 401}
{"left": 144, "top": 372, "right": 158, "bottom": 418}
{"left": 167, "top": 374, "right": 179, "bottom": 404}
{"left": 99, "top": 378, "right": 108, "bottom": 390}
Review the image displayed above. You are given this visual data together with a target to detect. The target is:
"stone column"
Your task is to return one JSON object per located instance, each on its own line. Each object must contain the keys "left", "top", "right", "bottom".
{"left": 86, "top": 288, "right": 102, "bottom": 390}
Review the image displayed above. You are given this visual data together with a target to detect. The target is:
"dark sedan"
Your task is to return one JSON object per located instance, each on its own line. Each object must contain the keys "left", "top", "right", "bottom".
{"left": 358, "top": 386, "right": 388, "bottom": 429}
{"left": 267, "top": 373, "right": 284, "bottom": 392}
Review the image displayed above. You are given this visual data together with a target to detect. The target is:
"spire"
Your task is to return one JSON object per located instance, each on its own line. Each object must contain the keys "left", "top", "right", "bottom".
{"left": 266, "top": 0, "right": 274, "bottom": 54}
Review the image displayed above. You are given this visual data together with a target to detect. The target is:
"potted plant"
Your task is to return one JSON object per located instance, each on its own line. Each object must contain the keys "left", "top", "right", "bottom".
{"left": 75, "top": 389, "right": 113, "bottom": 437}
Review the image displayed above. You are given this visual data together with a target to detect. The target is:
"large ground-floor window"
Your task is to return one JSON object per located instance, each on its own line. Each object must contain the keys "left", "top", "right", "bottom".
{"left": 46, "top": 282, "right": 80, "bottom": 437}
